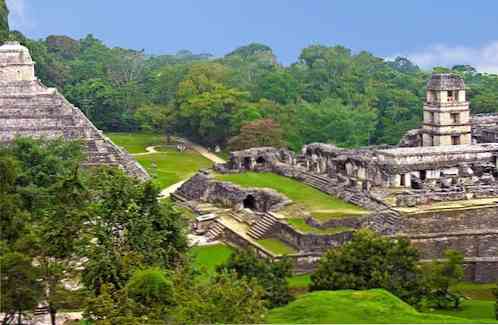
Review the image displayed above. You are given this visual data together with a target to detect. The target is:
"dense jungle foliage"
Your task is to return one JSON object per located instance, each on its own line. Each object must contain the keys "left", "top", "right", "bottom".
{"left": 3, "top": 10, "right": 498, "bottom": 150}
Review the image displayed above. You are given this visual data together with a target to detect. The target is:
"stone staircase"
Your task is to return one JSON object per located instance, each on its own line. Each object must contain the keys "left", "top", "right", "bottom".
{"left": 300, "top": 171, "right": 334, "bottom": 190}
{"left": 206, "top": 221, "right": 226, "bottom": 241}
{"left": 367, "top": 209, "right": 402, "bottom": 235}
{"left": 248, "top": 213, "right": 278, "bottom": 239}
{"left": 33, "top": 306, "right": 49, "bottom": 316}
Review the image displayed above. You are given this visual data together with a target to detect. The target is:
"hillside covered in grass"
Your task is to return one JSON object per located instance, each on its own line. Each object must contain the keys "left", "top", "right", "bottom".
{"left": 266, "top": 289, "right": 496, "bottom": 324}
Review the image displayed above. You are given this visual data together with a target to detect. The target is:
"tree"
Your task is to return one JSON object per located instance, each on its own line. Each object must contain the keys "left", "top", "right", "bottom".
{"left": 228, "top": 118, "right": 285, "bottom": 150}
{"left": 172, "top": 271, "right": 266, "bottom": 324}
{"left": 81, "top": 169, "right": 188, "bottom": 295}
{"left": 133, "top": 104, "right": 172, "bottom": 133}
{"left": 127, "top": 268, "right": 174, "bottom": 308}
{"left": 178, "top": 85, "right": 248, "bottom": 146}
{"left": 217, "top": 249, "right": 293, "bottom": 308}
{"left": 423, "top": 250, "right": 465, "bottom": 309}
{"left": 46, "top": 35, "right": 81, "bottom": 60}
{"left": 253, "top": 69, "right": 299, "bottom": 104}
{"left": 0, "top": 0, "right": 8, "bottom": 43}
{"left": 0, "top": 252, "right": 43, "bottom": 325}
{"left": 310, "top": 230, "right": 426, "bottom": 307}
{"left": 84, "top": 284, "right": 146, "bottom": 325}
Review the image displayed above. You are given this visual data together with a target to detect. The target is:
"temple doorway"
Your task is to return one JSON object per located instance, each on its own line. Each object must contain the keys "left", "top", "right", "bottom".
{"left": 242, "top": 195, "right": 256, "bottom": 210}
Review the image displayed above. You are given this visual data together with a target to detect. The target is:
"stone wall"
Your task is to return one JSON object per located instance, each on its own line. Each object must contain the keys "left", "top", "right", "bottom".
{"left": 399, "top": 206, "right": 498, "bottom": 234}
{"left": 272, "top": 221, "right": 353, "bottom": 252}
{"left": 399, "top": 207, "right": 498, "bottom": 282}
{"left": 176, "top": 171, "right": 292, "bottom": 212}
{"left": 410, "top": 231, "right": 498, "bottom": 259}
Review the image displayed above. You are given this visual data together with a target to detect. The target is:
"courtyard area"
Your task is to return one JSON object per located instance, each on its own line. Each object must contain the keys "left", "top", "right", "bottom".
{"left": 108, "top": 132, "right": 212, "bottom": 189}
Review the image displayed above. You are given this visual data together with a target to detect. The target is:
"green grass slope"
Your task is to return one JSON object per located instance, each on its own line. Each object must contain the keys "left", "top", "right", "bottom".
{"left": 266, "top": 289, "right": 496, "bottom": 324}
{"left": 107, "top": 132, "right": 165, "bottom": 153}
{"left": 136, "top": 149, "right": 211, "bottom": 188}
{"left": 215, "top": 172, "right": 365, "bottom": 216}
{"left": 191, "top": 244, "right": 234, "bottom": 276}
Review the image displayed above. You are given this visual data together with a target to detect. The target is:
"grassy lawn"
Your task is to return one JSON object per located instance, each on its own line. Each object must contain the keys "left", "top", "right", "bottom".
{"left": 426, "top": 299, "right": 496, "bottom": 321}
{"left": 191, "top": 244, "right": 235, "bottom": 277}
{"left": 266, "top": 289, "right": 496, "bottom": 324}
{"left": 288, "top": 274, "right": 311, "bottom": 289}
{"left": 256, "top": 238, "right": 297, "bottom": 255}
{"left": 136, "top": 149, "right": 212, "bottom": 189}
{"left": 215, "top": 172, "right": 366, "bottom": 218}
{"left": 107, "top": 132, "right": 165, "bottom": 153}
{"left": 286, "top": 218, "right": 351, "bottom": 235}
{"left": 452, "top": 282, "right": 497, "bottom": 300}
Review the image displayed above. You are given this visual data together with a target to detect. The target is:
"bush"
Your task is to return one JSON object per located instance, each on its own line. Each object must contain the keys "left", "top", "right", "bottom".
{"left": 423, "top": 250, "right": 465, "bottom": 310}
{"left": 217, "top": 249, "right": 293, "bottom": 308}
{"left": 127, "top": 267, "right": 174, "bottom": 307}
{"left": 310, "top": 230, "right": 426, "bottom": 306}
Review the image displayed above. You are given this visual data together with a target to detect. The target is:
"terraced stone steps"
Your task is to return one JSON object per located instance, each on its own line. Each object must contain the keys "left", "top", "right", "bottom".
{"left": 33, "top": 306, "right": 49, "bottom": 316}
{"left": 368, "top": 209, "right": 402, "bottom": 235}
{"left": 206, "top": 221, "right": 225, "bottom": 241}
{"left": 248, "top": 213, "right": 278, "bottom": 239}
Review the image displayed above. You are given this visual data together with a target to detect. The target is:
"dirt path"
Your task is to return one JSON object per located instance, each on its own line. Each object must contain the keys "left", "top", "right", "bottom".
{"left": 132, "top": 145, "right": 158, "bottom": 156}
{"left": 159, "top": 179, "right": 187, "bottom": 199}
{"left": 129, "top": 138, "right": 225, "bottom": 198}
{"left": 189, "top": 143, "right": 226, "bottom": 164}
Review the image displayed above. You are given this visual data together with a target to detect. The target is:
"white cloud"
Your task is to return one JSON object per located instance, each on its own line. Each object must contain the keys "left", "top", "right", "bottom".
{"left": 395, "top": 41, "right": 498, "bottom": 74}
{"left": 6, "top": 0, "right": 34, "bottom": 31}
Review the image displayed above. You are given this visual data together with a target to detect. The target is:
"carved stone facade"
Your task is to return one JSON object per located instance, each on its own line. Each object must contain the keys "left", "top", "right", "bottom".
{"left": 0, "top": 42, "right": 149, "bottom": 180}
{"left": 422, "top": 74, "right": 471, "bottom": 146}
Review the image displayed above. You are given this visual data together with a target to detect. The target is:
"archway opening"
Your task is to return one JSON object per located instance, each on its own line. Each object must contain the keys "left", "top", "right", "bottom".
{"left": 242, "top": 195, "right": 256, "bottom": 210}
{"left": 243, "top": 157, "right": 251, "bottom": 169}
{"left": 256, "top": 156, "right": 266, "bottom": 165}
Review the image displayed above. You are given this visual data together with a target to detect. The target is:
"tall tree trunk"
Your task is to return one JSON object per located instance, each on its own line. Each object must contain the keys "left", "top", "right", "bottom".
{"left": 49, "top": 306, "right": 57, "bottom": 325}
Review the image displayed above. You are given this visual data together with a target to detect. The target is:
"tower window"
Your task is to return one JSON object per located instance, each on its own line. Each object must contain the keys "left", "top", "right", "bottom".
{"left": 429, "top": 112, "right": 435, "bottom": 123}
{"left": 450, "top": 113, "right": 460, "bottom": 124}
{"left": 451, "top": 135, "right": 461, "bottom": 145}
{"left": 447, "top": 90, "right": 455, "bottom": 102}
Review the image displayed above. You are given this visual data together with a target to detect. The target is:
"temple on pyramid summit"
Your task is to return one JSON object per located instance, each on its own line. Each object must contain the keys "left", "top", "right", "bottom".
{"left": 0, "top": 41, "right": 149, "bottom": 180}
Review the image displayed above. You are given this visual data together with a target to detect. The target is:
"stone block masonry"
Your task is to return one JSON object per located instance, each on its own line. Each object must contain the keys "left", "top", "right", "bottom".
{"left": 0, "top": 41, "right": 149, "bottom": 180}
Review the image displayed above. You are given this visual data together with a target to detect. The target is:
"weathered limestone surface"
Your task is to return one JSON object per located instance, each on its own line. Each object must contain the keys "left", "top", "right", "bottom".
{"left": 176, "top": 171, "right": 292, "bottom": 212}
{"left": 397, "top": 207, "right": 498, "bottom": 282}
{"left": 0, "top": 42, "right": 149, "bottom": 180}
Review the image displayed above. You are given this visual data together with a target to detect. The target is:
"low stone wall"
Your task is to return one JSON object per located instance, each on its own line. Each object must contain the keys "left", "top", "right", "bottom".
{"left": 272, "top": 221, "right": 353, "bottom": 252}
{"left": 463, "top": 258, "right": 498, "bottom": 283}
{"left": 222, "top": 226, "right": 323, "bottom": 274}
{"left": 409, "top": 230, "right": 498, "bottom": 259}
{"left": 307, "top": 215, "right": 366, "bottom": 229}
{"left": 399, "top": 206, "right": 498, "bottom": 234}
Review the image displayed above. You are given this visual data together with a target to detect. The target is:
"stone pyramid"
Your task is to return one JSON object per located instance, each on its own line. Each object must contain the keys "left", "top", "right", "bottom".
{"left": 0, "top": 41, "right": 149, "bottom": 180}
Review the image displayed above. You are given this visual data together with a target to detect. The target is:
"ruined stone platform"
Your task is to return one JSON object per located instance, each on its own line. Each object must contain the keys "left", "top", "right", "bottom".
{"left": 0, "top": 41, "right": 149, "bottom": 180}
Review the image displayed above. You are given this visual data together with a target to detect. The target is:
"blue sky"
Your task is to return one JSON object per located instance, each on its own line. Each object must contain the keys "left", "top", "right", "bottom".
{"left": 6, "top": 0, "right": 498, "bottom": 71}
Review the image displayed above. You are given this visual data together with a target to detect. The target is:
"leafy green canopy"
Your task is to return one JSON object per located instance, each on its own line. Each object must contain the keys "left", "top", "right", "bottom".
{"left": 7, "top": 26, "right": 498, "bottom": 150}
{"left": 0, "top": 0, "right": 9, "bottom": 43}
{"left": 310, "top": 230, "right": 426, "bottom": 307}
{"left": 0, "top": 138, "right": 188, "bottom": 324}
{"left": 217, "top": 249, "right": 293, "bottom": 308}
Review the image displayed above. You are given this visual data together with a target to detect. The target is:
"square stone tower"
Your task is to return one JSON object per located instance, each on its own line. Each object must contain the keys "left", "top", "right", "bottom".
{"left": 422, "top": 73, "right": 471, "bottom": 146}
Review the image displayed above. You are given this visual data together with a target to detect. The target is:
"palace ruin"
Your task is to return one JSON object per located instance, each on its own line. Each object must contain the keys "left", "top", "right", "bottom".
{"left": 0, "top": 42, "right": 148, "bottom": 180}
{"left": 177, "top": 73, "right": 498, "bottom": 282}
